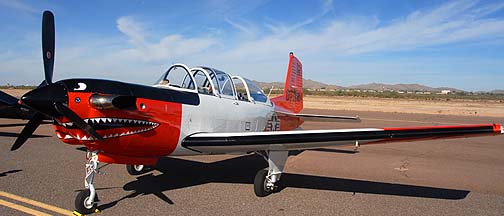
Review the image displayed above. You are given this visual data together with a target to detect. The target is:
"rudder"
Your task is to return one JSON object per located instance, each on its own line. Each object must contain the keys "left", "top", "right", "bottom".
{"left": 271, "top": 52, "right": 303, "bottom": 113}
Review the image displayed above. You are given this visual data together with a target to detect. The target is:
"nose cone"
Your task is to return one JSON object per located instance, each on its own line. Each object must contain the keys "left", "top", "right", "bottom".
{"left": 21, "top": 82, "right": 68, "bottom": 117}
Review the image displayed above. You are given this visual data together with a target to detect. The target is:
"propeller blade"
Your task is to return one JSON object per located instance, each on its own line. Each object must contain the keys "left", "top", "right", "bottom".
{"left": 11, "top": 113, "right": 45, "bottom": 151}
{"left": 42, "top": 10, "right": 55, "bottom": 84}
{"left": 53, "top": 103, "right": 104, "bottom": 140}
{"left": 0, "top": 91, "right": 19, "bottom": 107}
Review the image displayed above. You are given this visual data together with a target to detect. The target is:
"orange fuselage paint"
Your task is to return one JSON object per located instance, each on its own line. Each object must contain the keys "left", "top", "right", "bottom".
{"left": 53, "top": 92, "right": 182, "bottom": 163}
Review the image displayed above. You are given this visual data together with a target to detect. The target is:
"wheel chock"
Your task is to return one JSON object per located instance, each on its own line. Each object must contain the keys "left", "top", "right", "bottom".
{"left": 72, "top": 208, "right": 100, "bottom": 215}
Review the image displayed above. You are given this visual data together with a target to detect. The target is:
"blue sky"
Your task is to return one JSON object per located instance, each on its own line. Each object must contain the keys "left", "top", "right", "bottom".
{"left": 0, "top": 0, "right": 503, "bottom": 91}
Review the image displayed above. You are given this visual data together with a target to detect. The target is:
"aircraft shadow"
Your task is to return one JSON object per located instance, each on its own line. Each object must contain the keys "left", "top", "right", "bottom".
{"left": 0, "top": 132, "right": 51, "bottom": 138}
{"left": 99, "top": 154, "right": 469, "bottom": 210}
{"left": 0, "top": 122, "right": 52, "bottom": 128}
{"left": 0, "top": 169, "right": 22, "bottom": 177}
{"left": 0, "top": 123, "right": 31, "bottom": 128}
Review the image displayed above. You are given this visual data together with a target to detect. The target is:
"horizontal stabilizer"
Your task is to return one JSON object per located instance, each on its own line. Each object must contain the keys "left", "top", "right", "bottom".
{"left": 276, "top": 111, "right": 360, "bottom": 122}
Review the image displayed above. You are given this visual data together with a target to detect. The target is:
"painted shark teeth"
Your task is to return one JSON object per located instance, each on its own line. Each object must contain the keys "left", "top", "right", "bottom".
{"left": 60, "top": 118, "right": 160, "bottom": 128}
{"left": 58, "top": 118, "right": 160, "bottom": 140}
{"left": 61, "top": 122, "right": 73, "bottom": 127}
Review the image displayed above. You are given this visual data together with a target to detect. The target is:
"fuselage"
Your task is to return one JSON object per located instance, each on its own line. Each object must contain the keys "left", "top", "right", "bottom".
{"left": 51, "top": 66, "right": 294, "bottom": 165}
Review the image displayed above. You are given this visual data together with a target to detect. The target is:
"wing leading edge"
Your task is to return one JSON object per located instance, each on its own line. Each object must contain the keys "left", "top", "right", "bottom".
{"left": 182, "top": 124, "right": 503, "bottom": 154}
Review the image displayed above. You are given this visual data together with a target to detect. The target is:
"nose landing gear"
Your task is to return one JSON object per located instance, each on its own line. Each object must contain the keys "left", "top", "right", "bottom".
{"left": 74, "top": 151, "right": 101, "bottom": 215}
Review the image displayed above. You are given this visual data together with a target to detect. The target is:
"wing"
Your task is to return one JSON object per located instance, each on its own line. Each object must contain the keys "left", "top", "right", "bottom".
{"left": 182, "top": 124, "right": 503, "bottom": 154}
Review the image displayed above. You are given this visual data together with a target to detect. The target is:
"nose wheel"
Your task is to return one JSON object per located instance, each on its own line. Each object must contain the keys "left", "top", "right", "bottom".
{"left": 74, "top": 151, "right": 101, "bottom": 215}
{"left": 75, "top": 189, "right": 99, "bottom": 214}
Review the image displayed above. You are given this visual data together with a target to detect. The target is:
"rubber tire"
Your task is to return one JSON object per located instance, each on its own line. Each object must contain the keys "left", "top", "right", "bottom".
{"left": 254, "top": 168, "right": 273, "bottom": 197}
{"left": 126, "top": 164, "right": 148, "bottom": 175}
{"left": 75, "top": 189, "right": 98, "bottom": 215}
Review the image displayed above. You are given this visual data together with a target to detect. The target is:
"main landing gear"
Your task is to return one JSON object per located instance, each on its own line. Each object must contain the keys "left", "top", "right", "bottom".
{"left": 126, "top": 164, "right": 151, "bottom": 175}
{"left": 75, "top": 151, "right": 101, "bottom": 215}
{"left": 254, "top": 151, "right": 288, "bottom": 197}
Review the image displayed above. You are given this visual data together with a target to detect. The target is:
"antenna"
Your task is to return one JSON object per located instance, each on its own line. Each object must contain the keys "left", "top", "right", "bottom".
{"left": 268, "top": 86, "right": 274, "bottom": 97}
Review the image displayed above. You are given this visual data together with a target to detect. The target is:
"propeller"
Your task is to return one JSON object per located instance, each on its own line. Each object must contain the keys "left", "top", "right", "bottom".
{"left": 11, "top": 10, "right": 103, "bottom": 151}
{"left": 10, "top": 113, "right": 45, "bottom": 151}
{"left": 42, "top": 10, "right": 55, "bottom": 85}
{"left": 54, "top": 103, "right": 103, "bottom": 140}
{"left": 0, "top": 91, "right": 19, "bottom": 106}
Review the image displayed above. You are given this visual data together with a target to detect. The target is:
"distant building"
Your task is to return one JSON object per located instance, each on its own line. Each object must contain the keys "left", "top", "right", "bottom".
{"left": 439, "top": 90, "right": 451, "bottom": 95}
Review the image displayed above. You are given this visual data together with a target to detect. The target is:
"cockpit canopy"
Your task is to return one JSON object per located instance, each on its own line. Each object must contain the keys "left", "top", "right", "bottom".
{"left": 154, "top": 64, "right": 270, "bottom": 104}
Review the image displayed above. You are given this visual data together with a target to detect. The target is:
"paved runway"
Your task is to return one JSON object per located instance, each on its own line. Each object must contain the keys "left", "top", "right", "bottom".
{"left": 1, "top": 109, "right": 503, "bottom": 215}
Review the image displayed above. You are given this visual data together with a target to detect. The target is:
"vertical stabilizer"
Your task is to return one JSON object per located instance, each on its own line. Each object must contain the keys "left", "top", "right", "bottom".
{"left": 271, "top": 52, "right": 303, "bottom": 113}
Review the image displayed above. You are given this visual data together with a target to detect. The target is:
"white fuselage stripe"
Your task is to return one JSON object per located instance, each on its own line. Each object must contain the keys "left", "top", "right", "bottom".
{"left": 189, "top": 128, "right": 384, "bottom": 137}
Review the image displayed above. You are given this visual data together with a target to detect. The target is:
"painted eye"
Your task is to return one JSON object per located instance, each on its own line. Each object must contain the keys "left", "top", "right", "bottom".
{"left": 75, "top": 97, "right": 81, "bottom": 103}
{"left": 139, "top": 103, "right": 146, "bottom": 109}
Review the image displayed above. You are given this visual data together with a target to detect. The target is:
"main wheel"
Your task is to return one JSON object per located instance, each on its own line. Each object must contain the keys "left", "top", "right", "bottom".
{"left": 75, "top": 189, "right": 98, "bottom": 214}
{"left": 126, "top": 164, "right": 148, "bottom": 175}
{"left": 254, "top": 168, "right": 273, "bottom": 197}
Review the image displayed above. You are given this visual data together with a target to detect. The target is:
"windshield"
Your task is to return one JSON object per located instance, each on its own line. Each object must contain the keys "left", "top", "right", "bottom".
{"left": 244, "top": 78, "right": 268, "bottom": 103}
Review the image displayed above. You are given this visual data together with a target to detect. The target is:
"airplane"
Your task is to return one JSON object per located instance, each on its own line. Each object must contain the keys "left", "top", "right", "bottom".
{"left": 1, "top": 10, "right": 503, "bottom": 214}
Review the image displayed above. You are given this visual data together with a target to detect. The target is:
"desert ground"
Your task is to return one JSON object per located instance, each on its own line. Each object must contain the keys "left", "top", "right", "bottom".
{"left": 304, "top": 95, "right": 504, "bottom": 117}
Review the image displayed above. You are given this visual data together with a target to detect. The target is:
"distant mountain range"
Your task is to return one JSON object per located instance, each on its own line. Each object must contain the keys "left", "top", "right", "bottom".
{"left": 347, "top": 83, "right": 462, "bottom": 92}
{"left": 254, "top": 79, "right": 466, "bottom": 92}
{"left": 254, "top": 79, "right": 344, "bottom": 90}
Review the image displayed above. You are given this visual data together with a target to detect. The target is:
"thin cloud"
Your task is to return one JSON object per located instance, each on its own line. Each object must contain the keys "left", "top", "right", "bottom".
{"left": 116, "top": 16, "right": 217, "bottom": 62}
{"left": 117, "top": 16, "right": 146, "bottom": 47}
{"left": 213, "top": 0, "right": 504, "bottom": 59}
{"left": 0, "top": 0, "right": 38, "bottom": 14}
{"left": 225, "top": 18, "right": 257, "bottom": 38}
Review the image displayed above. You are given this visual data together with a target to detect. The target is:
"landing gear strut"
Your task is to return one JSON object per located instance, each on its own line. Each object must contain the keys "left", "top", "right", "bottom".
{"left": 254, "top": 151, "right": 288, "bottom": 197}
{"left": 75, "top": 151, "right": 100, "bottom": 214}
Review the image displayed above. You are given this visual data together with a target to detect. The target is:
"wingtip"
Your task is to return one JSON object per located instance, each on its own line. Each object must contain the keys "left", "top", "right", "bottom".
{"left": 496, "top": 124, "right": 504, "bottom": 134}
{"left": 354, "top": 115, "right": 361, "bottom": 122}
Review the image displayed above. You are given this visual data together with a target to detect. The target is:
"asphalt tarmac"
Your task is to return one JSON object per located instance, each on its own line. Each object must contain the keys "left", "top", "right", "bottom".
{"left": 1, "top": 109, "right": 503, "bottom": 215}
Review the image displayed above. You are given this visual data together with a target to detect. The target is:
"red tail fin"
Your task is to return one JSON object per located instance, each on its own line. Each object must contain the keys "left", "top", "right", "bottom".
{"left": 271, "top": 52, "right": 303, "bottom": 113}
